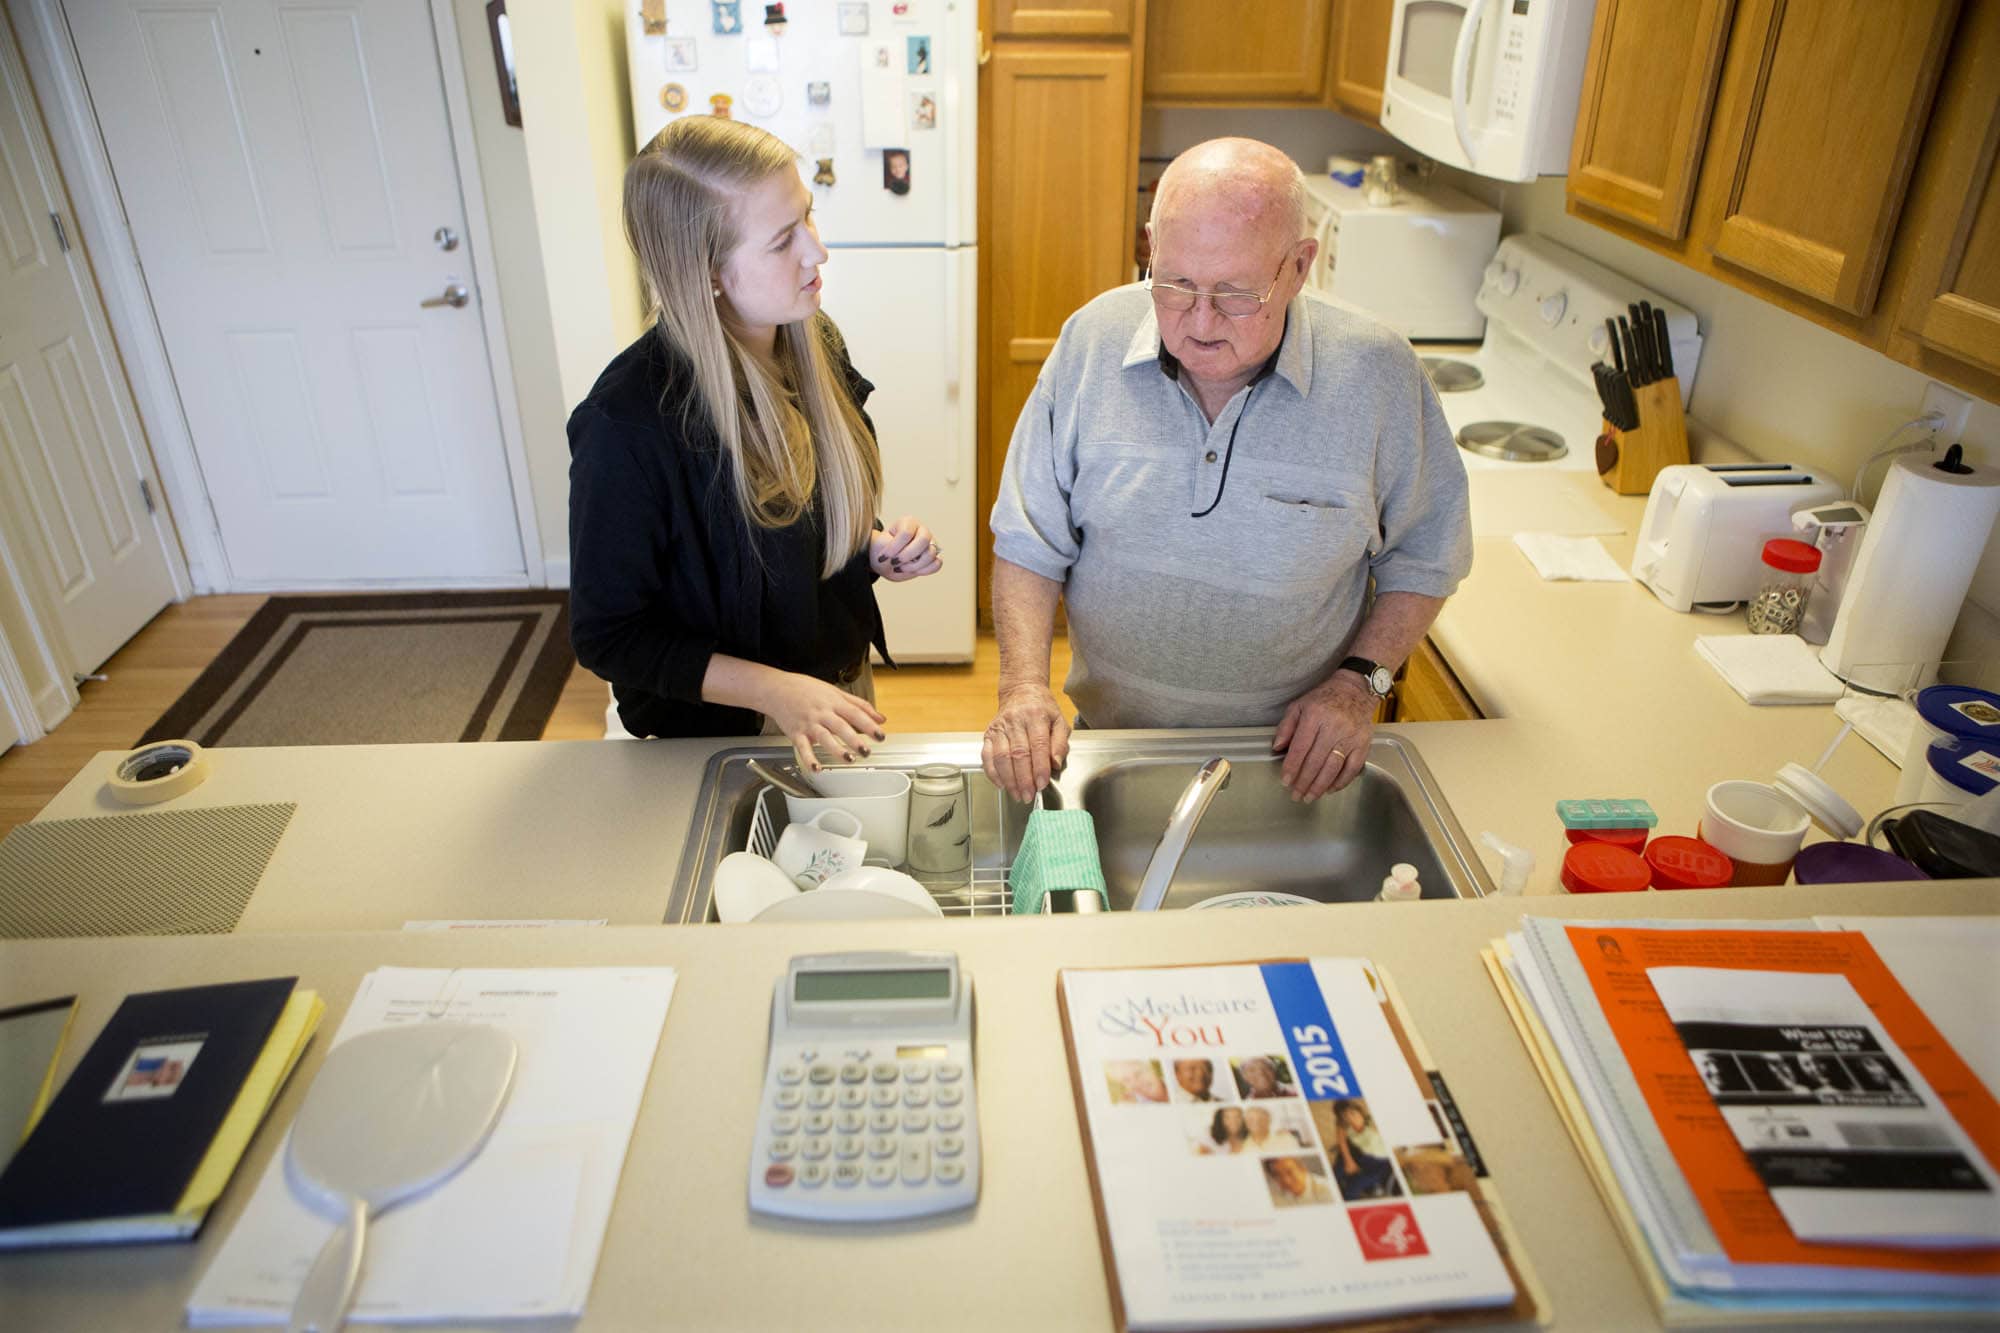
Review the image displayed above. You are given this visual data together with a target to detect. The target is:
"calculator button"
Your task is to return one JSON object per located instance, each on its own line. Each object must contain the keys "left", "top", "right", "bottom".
{"left": 772, "top": 1112, "right": 800, "bottom": 1134}
{"left": 867, "top": 1160, "right": 897, "bottom": 1186}
{"left": 902, "top": 1086, "right": 931, "bottom": 1108}
{"left": 767, "top": 1136, "right": 798, "bottom": 1160}
{"left": 900, "top": 1140, "right": 931, "bottom": 1184}
{"left": 936, "top": 1159, "right": 966, "bottom": 1185}
{"left": 871, "top": 1062, "right": 899, "bottom": 1083}
{"left": 870, "top": 1085, "right": 899, "bottom": 1108}
{"left": 777, "top": 1063, "right": 806, "bottom": 1085}
{"left": 833, "top": 1162, "right": 863, "bottom": 1188}
{"left": 837, "top": 1085, "right": 867, "bottom": 1108}
{"left": 809, "top": 1064, "right": 837, "bottom": 1085}
{"left": 936, "top": 1133, "right": 965, "bottom": 1158}
{"left": 804, "top": 1111, "right": 833, "bottom": 1135}
{"left": 802, "top": 1136, "right": 831, "bottom": 1160}
{"left": 935, "top": 1110, "right": 964, "bottom": 1133}
{"left": 901, "top": 1061, "right": 931, "bottom": 1083}
{"left": 902, "top": 1110, "right": 930, "bottom": 1135}
{"left": 868, "top": 1134, "right": 897, "bottom": 1159}
{"left": 839, "top": 1062, "right": 868, "bottom": 1084}
{"left": 868, "top": 1109, "right": 898, "bottom": 1133}
{"left": 835, "top": 1135, "right": 864, "bottom": 1159}
{"left": 764, "top": 1163, "right": 795, "bottom": 1189}
{"left": 808, "top": 1086, "right": 835, "bottom": 1109}
{"left": 936, "top": 1061, "right": 965, "bottom": 1083}
{"left": 799, "top": 1161, "right": 828, "bottom": 1187}
{"left": 835, "top": 1109, "right": 865, "bottom": 1134}
{"left": 774, "top": 1087, "right": 803, "bottom": 1110}
{"left": 934, "top": 1084, "right": 964, "bottom": 1108}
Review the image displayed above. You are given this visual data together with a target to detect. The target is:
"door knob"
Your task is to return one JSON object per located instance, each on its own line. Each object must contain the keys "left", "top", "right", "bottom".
{"left": 433, "top": 226, "right": 459, "bottom": 251}
{"left": 420, "top": 283, "right": 470, "bottom": 309}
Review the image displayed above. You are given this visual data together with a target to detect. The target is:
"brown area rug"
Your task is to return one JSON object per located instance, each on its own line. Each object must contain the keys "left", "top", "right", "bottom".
{"left": 138, "top": 591, "right": 573, "bottom": 747}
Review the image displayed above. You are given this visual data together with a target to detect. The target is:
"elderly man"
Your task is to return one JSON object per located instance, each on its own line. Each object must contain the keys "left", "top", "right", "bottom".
{"left": 983, "top": 137, "right": 1472, "bottom": 802}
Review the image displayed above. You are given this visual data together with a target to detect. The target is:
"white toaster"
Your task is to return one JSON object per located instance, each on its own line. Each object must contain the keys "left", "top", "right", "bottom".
{"left": 1631, "top": 464, "right": 1844, "bottom": 612}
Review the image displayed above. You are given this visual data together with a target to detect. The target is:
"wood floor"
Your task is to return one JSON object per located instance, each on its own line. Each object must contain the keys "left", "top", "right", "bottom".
{"left": 0, "top": 596, "right": 1071, "bottom": 838}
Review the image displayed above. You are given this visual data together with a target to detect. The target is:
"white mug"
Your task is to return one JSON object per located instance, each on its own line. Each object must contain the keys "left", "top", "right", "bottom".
{"left": 772, "top": 810, "right": 867, "bottom": 888}
{"left": 784, "top": 768, "right": 913, "bottom": 866}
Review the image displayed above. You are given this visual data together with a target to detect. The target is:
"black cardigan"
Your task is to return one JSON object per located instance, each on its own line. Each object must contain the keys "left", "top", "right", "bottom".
{"left": 567, "top": 325, "right": 890, "bottom": 738}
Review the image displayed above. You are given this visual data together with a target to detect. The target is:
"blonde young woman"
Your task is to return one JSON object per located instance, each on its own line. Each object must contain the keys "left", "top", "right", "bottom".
{"left": 569, "top": 117, "right": 941, "bottom": 770}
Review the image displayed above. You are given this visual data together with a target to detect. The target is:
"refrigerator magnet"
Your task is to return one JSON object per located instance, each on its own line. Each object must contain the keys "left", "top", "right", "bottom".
{"left": 640, "top": 0, "right": 667, "bottom": 35}
{"left": 890, "top": 1, "right": 917, "bottom": 23}
{"left": 873, "top": 44, "right": 891, "bottom": 68}
{"left": 906, "top": 35, "right": 931, "bottom": 75}
{"left": 710, "top": 1, "right": 741, "bottom": 35}
{"left": 808, "top": 121, "right": 835, "bottom": 155}
{"left": 837, "top": 2, "right": 869, "bottom": 35}
{"left": 909, "top": 90, "right": 936, "bottom": 131}
{"left": 807, "top": 81, "right": 831, "bottom": 107}
{"left": 745, "top": 33, "right": 779, "bottom": 71}
{"left": 710, "top": 91, "right": 734, "bottom": 118}
{"left": 813, "top": 157, "right": 836, "bottom": 187}
{"left": 883, "top": 148, "right": 910, "bottom": 196}
{"left": 762, "top": 2, "right": 787, "bottom": 34}
{"left": 660, "top": 82, "right": 689, "bottom": 113}
{"left": 664, "top": 37, "right": 697, "bottom": 72}
{"left": 743, "top": 74, "right": 782, "bottom": 118}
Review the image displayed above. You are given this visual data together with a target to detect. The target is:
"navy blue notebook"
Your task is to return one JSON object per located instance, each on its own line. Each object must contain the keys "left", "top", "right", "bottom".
{"left": 0, "top": 977, "right": 294, "bottom": 1242}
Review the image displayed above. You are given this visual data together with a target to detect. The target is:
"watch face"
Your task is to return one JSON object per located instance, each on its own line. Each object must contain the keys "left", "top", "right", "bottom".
{"left": 1369, "top": 667, "right": 1394, "bottom": 696}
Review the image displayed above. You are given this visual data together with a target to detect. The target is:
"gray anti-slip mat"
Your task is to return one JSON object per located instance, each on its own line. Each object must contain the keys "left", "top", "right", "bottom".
{"left": 0, "top": 803, "right": 297, "bottom": 939}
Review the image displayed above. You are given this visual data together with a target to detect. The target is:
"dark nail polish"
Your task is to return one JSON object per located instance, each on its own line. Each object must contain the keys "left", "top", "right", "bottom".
{"left": 874, "top": 731, "right": 886, "bottom": 741}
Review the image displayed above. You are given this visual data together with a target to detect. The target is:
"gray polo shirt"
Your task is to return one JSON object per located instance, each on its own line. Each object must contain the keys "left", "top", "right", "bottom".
{"left": 990, "top": 285, "right": 1472, "bottom": 729}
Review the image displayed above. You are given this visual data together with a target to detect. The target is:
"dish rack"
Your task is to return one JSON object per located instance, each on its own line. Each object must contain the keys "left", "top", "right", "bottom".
{"left": 747, "top": 786, "right": 1016, "bottom": 917}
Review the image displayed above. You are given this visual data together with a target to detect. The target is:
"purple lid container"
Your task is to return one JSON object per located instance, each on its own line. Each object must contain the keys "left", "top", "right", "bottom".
{"left": 1792, "top": 842, "right": 1930, "bottom": 885}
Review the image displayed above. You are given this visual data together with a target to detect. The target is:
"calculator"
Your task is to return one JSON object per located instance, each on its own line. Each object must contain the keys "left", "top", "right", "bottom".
{"left": 748, "top": 951, "right": 979, "bottom": 1222}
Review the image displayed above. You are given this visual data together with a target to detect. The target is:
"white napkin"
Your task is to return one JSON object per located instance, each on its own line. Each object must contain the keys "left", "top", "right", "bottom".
{"left": 1511, "top": 532, "right": 1630, "bottom": 582}
{"left": 1834, "top": 691, "right": 1920, "bottom": 766}
{"left": 1694, "top": 634, "right": 1846, "bottom": 705}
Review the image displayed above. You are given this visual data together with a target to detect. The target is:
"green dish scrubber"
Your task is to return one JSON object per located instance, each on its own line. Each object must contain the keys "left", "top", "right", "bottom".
{"left": 1008, "top": 805, "right": 1108, "bottom": 915}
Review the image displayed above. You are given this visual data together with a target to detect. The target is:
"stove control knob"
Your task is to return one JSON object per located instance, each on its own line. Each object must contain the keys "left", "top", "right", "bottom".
{"left": 1586, "top": 323, "right": 1609, "bottom": 356}
{"left": 1496, "top": 266, "right": 1520, "bottom": 296}
{"left": 1539, "top": 290, "right": 1567, "bottom": 326}
{"left": 1483, "top": 260, "right": 1505, "bottom": 288}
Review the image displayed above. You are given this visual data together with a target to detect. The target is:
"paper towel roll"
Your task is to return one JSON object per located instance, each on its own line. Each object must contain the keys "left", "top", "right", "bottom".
{"left": 1822, "top": 450, "right": 2000, "bottom": 692}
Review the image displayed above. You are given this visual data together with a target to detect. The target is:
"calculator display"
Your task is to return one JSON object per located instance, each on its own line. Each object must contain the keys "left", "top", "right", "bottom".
{"left": 795, "top": 968, "right": 951, "bottom": 1003}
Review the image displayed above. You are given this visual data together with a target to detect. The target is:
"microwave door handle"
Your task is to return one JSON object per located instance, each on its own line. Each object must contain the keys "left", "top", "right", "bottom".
{"left": 1450, "top": 0, "right": 1494, "bottom": 163}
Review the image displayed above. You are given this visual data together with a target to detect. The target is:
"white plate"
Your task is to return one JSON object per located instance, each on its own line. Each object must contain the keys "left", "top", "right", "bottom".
{"left": 713, "top": 851, "right": 801, "bottom": 923}
{"left": 816, "top": 865, "right": 944, "bottom": 916}
{"left": 752, "top": 888, "right": 938, "bottom": 923}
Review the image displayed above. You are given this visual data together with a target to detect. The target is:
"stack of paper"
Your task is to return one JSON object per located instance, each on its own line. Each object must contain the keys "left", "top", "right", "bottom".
{"left": 187, "top": 966, "right": 676, "bottom": 1326}
{"left": 1484, "top": 918, "right": 2000, "bottom": 1322}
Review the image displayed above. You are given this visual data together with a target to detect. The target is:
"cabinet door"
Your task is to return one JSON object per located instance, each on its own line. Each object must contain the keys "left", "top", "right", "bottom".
{"left": 993, "top": 0, "right": 1134, "bottom": 37}
{"left": 1566, "top": 0, "right": 1733, "bottom": 240}
{"left": 1896, "top": 0, "right": 2000, "bottom": 375}
{"left": 1144, "top": 0, "right": 1330, "bottom": 102}
{"left": 1705, "top": 0, "right": 1958, "bottom": 315}
{"left": 1328, "top": 0, "right": 1392, "bottom": 123}
{"left": 980, "top": 47, "right": 1134, "bottom": 613}
{"left": 1393, "top": 639, "right": 1481, "bottom": 723}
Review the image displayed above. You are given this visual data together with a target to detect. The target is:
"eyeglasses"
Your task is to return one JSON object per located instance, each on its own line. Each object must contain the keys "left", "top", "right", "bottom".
{"left": 1144, "top": 258, "right": 1287, "bottom": 319}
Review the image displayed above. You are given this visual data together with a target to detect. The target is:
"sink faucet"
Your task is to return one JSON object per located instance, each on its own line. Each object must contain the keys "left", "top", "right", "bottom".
{"left": 1133, "top": 758, "right": 1231, "bottom": 911}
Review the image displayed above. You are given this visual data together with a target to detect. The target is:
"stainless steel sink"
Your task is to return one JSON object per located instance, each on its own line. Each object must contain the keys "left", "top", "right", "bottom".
{"left": 666, "top": 731, "right": 1492, "bottom": 922}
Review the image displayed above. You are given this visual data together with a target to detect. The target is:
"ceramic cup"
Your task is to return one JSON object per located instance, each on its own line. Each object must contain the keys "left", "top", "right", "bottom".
{"left": 785, "top": 768, "right": 912, "bottom": 866}
{"left": 771, "top": 809, "right": 867, "bottom": 888}
{"left": 1699, "top": 780, "right": 1810, "bottom": 886}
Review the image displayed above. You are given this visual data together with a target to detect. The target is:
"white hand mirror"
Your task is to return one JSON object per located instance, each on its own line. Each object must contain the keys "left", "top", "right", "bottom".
{"left": 285, "top": 1024, "right": 517, "bottom": 1333}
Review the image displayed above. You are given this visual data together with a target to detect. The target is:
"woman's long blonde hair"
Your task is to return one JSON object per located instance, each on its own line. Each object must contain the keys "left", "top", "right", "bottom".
{"left": 624, "top": 116, "right": 880, "bottom": 576}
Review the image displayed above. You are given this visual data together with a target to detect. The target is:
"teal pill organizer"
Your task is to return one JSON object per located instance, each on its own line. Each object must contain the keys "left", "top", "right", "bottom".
{"left": 1555, "top": 798, "right": 1659, "bottom": 830}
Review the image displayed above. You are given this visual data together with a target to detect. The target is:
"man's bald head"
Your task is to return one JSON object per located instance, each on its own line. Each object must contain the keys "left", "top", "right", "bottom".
{"left": 1150, "top": 138, "right": 1308, "bottom": 253}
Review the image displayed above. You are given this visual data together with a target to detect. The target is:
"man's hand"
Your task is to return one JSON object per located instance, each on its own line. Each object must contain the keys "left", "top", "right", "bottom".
{"left": 1272, "top": 673, "right": 1374, "bottom": 801}
{"left": 981, "top": 683, "right": 1071, "bottom": 803}
{"left": 870, "top": 516, "right": 943, "bottom": 582}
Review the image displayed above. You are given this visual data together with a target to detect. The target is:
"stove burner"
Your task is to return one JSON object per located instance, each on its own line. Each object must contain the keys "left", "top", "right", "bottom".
{"left": 1420, "top": 357, "right": 1483, "bottom": 393}
{"left": 1455, "top": 421, "right": 1568, "bottom": 462}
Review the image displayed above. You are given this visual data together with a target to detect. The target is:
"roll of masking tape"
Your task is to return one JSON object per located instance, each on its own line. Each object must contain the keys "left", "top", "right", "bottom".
{"left": 107, "top": 740, "right": 210, "bottom": 805}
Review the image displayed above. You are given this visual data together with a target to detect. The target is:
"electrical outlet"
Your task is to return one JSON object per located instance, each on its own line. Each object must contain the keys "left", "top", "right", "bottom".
{"left": 1921, "top": 381, "right": 1972, "bottom": 442}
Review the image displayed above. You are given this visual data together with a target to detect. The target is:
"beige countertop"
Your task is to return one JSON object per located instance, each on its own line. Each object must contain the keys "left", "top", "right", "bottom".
{"left": 4, "top": 885, "right": 1997, "bottom": 1332}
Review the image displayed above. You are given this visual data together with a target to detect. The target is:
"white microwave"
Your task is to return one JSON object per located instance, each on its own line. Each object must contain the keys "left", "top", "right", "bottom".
{"left": 1380, "top": 0, "right": 1597, "bottom": 183}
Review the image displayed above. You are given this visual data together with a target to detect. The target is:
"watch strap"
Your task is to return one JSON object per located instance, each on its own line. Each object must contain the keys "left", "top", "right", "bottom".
{"left": 1338, "top": 656, "right": 1392, "bottom": 697}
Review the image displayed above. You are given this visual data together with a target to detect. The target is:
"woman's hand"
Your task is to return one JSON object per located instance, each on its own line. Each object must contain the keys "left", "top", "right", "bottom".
{"left": 760, "top": 671, "right": 887, "bottom": 771}
{"left": 870, "top": 516, "right": 943, "bottom": 582}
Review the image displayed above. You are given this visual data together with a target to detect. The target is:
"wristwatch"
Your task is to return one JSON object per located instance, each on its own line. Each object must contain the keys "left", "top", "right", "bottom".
{"left": 1337, "top": 656, "right": 1395, "bottom": 699}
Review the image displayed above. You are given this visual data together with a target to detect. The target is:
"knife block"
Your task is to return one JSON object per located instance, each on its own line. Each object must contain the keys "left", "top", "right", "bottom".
{"left": 1598, "top": 377, "right": 1687, "bottom": 495}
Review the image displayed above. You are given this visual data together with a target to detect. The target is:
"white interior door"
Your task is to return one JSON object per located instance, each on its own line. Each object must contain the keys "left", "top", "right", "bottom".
{"left": 65, "top": 0, "right": 524, "bottom": 586}
{"left": 0, "top": 12, "right": 177, "bottom": 674}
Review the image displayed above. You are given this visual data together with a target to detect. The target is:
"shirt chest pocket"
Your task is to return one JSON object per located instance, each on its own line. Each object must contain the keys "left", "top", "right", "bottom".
{"left": 1254, "top": 494, "right": 1376, "bottom": 591}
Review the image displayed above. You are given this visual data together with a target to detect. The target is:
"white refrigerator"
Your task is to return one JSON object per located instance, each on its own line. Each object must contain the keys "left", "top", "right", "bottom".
{"left": 625, "top": 0, "right": 978, "bottom": 662}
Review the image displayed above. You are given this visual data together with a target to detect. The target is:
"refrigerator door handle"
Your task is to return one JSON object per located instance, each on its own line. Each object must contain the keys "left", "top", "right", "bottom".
{"left": 942, "top": 3, "right": 963, "bottom": 251}
{"left": 942, "top": 254, "right": 961, "bottom": 486}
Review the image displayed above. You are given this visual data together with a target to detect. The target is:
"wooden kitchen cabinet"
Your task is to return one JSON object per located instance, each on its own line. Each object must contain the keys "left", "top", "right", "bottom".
{"left": 1392, "top": 639, "right": 1483, "bottom": 723}
{"left": 1327, "top": 0, "right": 1393, "bottom": 124}
{"left": 1143, "top": 0, "right": 1331, "bottom": 103}
{"left": 1566, "top": 0, "right": 1733, "bottom": 240}
{"left": 993, "top": 0, "right": 1134, "bottom": 38}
